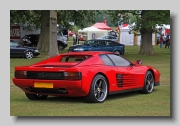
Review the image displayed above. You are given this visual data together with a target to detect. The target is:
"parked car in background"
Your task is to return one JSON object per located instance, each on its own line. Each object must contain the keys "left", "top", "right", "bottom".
{"left": 57, "top": 32, "right": 68, "bottom": 50}
{"left": 108, "top": 30, "right": 118, "bottom": 37}
{"left": 68, "top": 39, "right": 125, "bottom": 55}
{"left": 95, "top": 35, "right": 118, "bottom": 42}
{"left": 22, "top": 34, "right": 68, "bottom": 50}
{"left": 22, "top": 34, "right": 39, "bottom": 47}
{"left": 10, "top": 40, "right": 40, "bottom": 59}
{"left": 12, "top": 51, "right": 160, "bottom": 103}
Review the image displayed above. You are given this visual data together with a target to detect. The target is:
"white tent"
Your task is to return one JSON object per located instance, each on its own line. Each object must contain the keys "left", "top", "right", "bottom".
{"left": 78, "top": 26, "right": 109, "bottom": 40}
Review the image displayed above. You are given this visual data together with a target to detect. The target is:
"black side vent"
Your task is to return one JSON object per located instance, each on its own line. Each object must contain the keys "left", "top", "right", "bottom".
{"left": 116, "top": 74, "right": 123, "bottom": 87}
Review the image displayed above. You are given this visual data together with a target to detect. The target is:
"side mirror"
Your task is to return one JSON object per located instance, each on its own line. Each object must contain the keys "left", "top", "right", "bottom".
{"left": 136, "top": 60, "right": 142, "bottom": 64}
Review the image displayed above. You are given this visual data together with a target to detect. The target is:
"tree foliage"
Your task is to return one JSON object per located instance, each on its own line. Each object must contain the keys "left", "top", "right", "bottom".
{"left": 106, "top": 10, "right": 170, "bottom": 55}
{"left": 10, "top": 10, "right": 41, "bottom": 29}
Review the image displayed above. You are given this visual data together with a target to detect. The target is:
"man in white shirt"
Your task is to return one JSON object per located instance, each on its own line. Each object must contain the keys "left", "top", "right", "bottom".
{"left": 72, "top": 33, "right": 76, "bottom": 45}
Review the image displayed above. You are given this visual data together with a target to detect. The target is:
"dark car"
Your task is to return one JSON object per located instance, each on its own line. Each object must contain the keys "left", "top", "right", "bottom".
{"left": 22, "top": 34, "right": 68, "bottom": 50}
{"left": 10, "top": 40, "right": 40, "bottom": 59}
{"left": 68, "top": 39, "right": 125, "bottom": 55}
{"left": 95, "top": 35, "right": 118, "bottom": 42}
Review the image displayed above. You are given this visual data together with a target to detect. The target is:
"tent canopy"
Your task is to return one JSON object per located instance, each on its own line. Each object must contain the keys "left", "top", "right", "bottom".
{"left": 79, "top": 26, "right": 106, "bottom": 32}
{"left": 92, "top": 23, "right": 112, "bottom": 30}
{"left": 78, "top": 26, "right": 109, "bottom": 40}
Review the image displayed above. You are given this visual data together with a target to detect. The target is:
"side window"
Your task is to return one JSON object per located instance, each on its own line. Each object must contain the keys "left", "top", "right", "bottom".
{"left": 107, "top": 54, "right": 131, "bottom": 66}
{"left": 94, "top": 41, "right": 100, "bottom": 46}
{"left": 99, "top": 54, "right": 114, "bottom": 66}
{"left": 95, "top": 41, "right": 105, "bottom": 46}
{"left": 108, "top": 36, "right": 112, "bottom": 39}
{"left": 100, "top": 41, "right": 105, "bottom": 46}
{"left": 106, "top": 41, "right": 113, "bottom": 46}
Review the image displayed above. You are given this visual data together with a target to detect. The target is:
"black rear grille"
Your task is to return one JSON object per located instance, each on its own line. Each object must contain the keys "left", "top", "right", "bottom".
{"left": 116, "top": 74, "right": 123, "bottom": 87}
{"left": 27, "top": 71, "right": 64, "bottom": 80}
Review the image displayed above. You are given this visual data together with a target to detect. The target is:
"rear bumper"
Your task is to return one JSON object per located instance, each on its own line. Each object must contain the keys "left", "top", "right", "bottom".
{"left": 12, "top": 78, "right": 87, "bottom": 96}
{"left": 154, "top": 82, "right": 160, "bottom": 86}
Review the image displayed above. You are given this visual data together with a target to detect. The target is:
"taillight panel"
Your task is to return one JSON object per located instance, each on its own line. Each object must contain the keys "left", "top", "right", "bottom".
{"left": 14, "top": 71, "right": 82, "bottom": 80}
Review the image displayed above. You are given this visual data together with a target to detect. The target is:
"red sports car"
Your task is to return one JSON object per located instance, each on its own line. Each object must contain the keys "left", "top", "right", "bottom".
{"left": 12, "top": 51, "right": 160, "bottom": 103}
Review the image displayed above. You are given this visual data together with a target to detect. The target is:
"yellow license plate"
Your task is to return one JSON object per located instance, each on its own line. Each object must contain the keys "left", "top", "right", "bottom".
{"left": 34, "top": 82, "right": 53, "bottom": 88}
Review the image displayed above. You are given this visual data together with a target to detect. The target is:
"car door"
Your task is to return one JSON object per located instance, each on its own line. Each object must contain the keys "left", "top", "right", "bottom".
{"left": 102, "top": 40, "right": 113, "bottom": 52}
{"left": 107, "top": 54, "right": 144, "bottom": 90}
{"left": 89, "top": 40, "right": 104, "bottom": 51}
{"left": 11, "top": 46, "right": 25, "bottom": 57}
{"left": 10, "top": 41, "right": 23, "bottom": 57}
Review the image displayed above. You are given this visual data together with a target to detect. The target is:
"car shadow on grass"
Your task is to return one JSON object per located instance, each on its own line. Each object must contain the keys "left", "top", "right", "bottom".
{"left": 37, "top": 89, "right": 159, "bottom": 103}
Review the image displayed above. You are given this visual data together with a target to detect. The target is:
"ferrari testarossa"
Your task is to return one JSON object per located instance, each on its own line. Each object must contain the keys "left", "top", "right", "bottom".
{"left": 12, "top": 51, "right": 160, "bottom": 103}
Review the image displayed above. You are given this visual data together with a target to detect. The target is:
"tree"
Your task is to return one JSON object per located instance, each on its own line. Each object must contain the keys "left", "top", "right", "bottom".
{"left": 10, "top": 10, "right": 100, "bottom": 57}
{"left": 106, "top": 10, "right": 170, "bottom": 56}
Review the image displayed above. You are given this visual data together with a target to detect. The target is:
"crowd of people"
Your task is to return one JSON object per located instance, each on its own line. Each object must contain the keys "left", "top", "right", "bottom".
{"left": 159, "top": 33, "right": 170, "bottom": 49}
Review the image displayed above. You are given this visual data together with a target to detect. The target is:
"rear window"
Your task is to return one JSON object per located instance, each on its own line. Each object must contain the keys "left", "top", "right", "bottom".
{"left": 60, "top": 55, "right": 92, "bottom": 62}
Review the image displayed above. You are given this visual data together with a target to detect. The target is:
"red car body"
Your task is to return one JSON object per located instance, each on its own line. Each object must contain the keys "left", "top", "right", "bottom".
{"left": 12, "top": 51, "right": 160, "bottom": 103}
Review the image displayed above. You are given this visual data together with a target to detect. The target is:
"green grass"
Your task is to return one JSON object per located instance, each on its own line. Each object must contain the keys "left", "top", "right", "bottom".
{"left": 10, "top": 41, "right": 170, "bottom": 116}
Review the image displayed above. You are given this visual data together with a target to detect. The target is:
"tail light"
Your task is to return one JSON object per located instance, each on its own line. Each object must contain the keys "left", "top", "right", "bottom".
{"left": 64, "top": 72, "right": 82, "bottom": 80}
{"left": 15, "top": 71, "right": 27, "bottom": 79}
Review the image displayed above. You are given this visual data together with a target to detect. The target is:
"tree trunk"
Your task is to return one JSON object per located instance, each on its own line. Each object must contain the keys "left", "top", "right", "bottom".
{"left": 139, "top": 10, "right": 155, "bottom": 56}
{"left": 37, "top": 10, "right": 50, "bottom": 52}
{"left": 48, "top": 10, "right": 59, "bottom": 58}
{"left": 37, "top": 10, "right": 59, "bottom": 58}
{"left": 139, "top": 31, "right": 155, "bottom": 56}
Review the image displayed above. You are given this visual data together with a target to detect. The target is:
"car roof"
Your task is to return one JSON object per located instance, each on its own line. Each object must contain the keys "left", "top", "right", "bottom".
{"left": 87, "top": 39, "right": 116, "bottom": 41}
{"left": 61, "top": 51, "right": 114, "bottom": 56}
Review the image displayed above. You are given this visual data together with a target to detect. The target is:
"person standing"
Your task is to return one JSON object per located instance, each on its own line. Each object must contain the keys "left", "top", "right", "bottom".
{"left": 72, "top": 33, "right": 77, "bottom": 45}
{"left": 159, "top": 35, "right": 163, "bottom": 48}
{"left": 76, "top": 33, "right": 79, "bottom": 44}
{"left": 165, "top": 33, "right": 170, "bottom": 48}
{"left": 163, "top": 34, "right": 167, "bottom": 45}
{"left": 165, "top": 34, "right": 170, "bottom": 48}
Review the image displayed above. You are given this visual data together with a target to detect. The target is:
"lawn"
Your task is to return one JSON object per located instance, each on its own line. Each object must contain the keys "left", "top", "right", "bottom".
{"left": 10, "top": 40, "right": 171, "bottom": 116}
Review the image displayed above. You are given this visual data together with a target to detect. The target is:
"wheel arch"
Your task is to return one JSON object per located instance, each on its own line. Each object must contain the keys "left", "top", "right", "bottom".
{"left": 113, "top": 49, "right": 122, "bottom": 55}
{"left": 147, "top": 68, "right": 155, "bottom": 80}
{"left": 93, "top": 72, "right": 110, "bottom": 92}
{"left": 24, "top": 50, "right": 33, "bottom": 59}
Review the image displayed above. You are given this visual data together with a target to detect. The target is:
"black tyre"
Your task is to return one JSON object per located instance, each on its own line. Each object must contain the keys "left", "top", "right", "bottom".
{"left": 114, "top": 50, "right": 121, "bottom": 55}
{"left": 25, "top": 92, "right": 48, "bottom": 100}
{"left": 84, "top": 74, "right": 108, "bottom": 103}
{"left": 25, "top": 51, "right": 33, "bottom": 59}
{"left": 141, "top": 71, "right": 154, "bottom": 94}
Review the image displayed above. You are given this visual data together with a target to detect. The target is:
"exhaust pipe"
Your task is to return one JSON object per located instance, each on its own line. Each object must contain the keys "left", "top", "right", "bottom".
{"left": 58, "top": 88, "right": 68, "bottom": 94}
